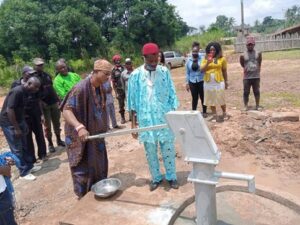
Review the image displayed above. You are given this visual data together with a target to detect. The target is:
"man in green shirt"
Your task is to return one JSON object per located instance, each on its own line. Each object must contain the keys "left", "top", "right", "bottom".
{"left": 54, "top": 60, "right": 81, "bottom": 100}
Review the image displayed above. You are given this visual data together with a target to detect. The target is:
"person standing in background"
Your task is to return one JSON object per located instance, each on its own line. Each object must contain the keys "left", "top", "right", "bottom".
{"left": 54, "top": 60, "right": 81, "bottom": 100}
{"left": 201, "top": 42, "right": 229, "bottom": 121}
{"left": 111, "top": 55, "right": 126, "bottom": 124}
{"left": 103, "top": 78, "right": 120, "bottom": 129}
{"left": 185, "top": 45, "right": 207, "bottom": 115}
{"left": 121, "top": 58, "right": 134, "bottom": 121}
{"left": 33, "top": 58, "right": 65, "bottom": 153}
{"left": 240, "top": 36, "right": 262, "bottom": 111}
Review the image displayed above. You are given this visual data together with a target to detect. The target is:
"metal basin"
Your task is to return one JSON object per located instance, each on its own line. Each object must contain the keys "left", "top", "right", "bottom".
{"left": 91, "top": 178, "right": 121, "bottom": 198}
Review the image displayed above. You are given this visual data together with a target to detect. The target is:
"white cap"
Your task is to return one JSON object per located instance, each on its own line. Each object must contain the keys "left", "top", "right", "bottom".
{"left": 125, "top": 58, "right": 132, "bottom": 63}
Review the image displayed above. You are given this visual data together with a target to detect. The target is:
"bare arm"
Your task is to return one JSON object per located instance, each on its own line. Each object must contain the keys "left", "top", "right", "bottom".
{"left": 0, "top": 165, "right": 11, "bottom": 177}
{"left": 7, "top": 108, "right": 22, "bottom": 138}
{"left": 62, "top": 109, "right": 81, "bottom": 128}
{"left": 200, "top": 58, "right": 213, "bottom": 73}
{"left": 240, "top": 55, "right": 245, "bottom": 68}
{"left": 62, "top": 109, "right": 89, "bottom": 142}
{"left": 258, "top": 52, "right": 262, "bottom": 70}
{"left": 222, "top": 68, "right": 228, "bottom": 89}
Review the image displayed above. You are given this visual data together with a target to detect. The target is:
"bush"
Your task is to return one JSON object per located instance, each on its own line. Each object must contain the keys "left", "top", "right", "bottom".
{"left": 0, "top": 55, "right": 7, "bottom": 68}
{"left": 0, "top": 66, "right": 20, "bottom": 87}
{"left": 68, "top": 58, "right": 93, "bottom": 75}
{"left": 173, "top": 30, "right": 225, "bottom": 54}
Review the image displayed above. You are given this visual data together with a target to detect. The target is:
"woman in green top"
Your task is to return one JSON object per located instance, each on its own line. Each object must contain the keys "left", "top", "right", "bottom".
{"left": 54, "top": 60, "right": 81, "bottom": 100}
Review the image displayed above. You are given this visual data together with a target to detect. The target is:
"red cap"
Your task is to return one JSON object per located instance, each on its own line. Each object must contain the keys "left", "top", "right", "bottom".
{"left": 142, "top": 43, "right": 159, "bottom": 55}
{"left": 112, "top": 54, "right": 121, "bottom": 61}
{"left": 246, "top": 36, "right": 255, "bottom": 45}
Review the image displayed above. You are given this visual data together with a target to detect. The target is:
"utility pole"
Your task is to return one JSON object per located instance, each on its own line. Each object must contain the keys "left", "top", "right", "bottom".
{"left": 241, "top": 0, "right": 245, "bottom": 36}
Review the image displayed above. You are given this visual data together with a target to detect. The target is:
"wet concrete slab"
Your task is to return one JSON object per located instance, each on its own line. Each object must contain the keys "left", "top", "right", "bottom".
{"left": 175, "top": 191, "right": 300, "bottom": 225}
{"left": 59, "top": 179, "right": 194, "bottom": 225}
{"left": 59, "top": 180, "right": 300, "bottom": 225}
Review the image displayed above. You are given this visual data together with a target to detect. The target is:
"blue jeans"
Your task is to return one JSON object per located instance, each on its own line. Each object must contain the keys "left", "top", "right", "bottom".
{"left": 0, "top": 188, "right": 18, "bottom": 225}
{"left": 1, "top": 121, "right": 33, "bottom": 177}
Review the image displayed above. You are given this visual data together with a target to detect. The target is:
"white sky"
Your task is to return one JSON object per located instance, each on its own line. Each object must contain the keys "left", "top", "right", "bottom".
{"left": 167, "top": 0, "right": 299, "bottom": 28}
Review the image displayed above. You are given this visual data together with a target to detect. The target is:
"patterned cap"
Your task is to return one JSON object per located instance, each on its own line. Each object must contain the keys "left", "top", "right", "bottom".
{"left": 94, "top": 59, "right": 113, "bottom": 72}
{"left": 33, "top": 58, "right": 45, "bottom": 65}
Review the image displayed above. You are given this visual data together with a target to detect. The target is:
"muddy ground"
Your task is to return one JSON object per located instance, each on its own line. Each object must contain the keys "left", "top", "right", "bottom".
{"left": 0, "top": 55, "right": 299, "bottom": 225}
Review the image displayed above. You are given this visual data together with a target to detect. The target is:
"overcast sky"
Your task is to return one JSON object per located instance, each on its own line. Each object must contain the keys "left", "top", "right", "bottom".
{"left": 167, "top": 0, "right": 299, "bottom": 28}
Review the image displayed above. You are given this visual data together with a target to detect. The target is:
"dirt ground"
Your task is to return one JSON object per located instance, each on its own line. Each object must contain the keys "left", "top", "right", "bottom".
{"left": 1, "top": 55, "right": 300, "bottom": 225}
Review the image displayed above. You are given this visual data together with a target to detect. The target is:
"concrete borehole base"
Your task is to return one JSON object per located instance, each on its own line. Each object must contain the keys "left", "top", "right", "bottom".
{"left": 172, "top": 185, "right": 300, "bottom": 225}
{"left": 59, "top": 183, "right": 300, "bottom": 225}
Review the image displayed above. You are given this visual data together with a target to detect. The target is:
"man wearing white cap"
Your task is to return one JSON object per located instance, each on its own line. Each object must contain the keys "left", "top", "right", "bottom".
{"left": 127, "top": 43, "right": 179, "bottom": 191}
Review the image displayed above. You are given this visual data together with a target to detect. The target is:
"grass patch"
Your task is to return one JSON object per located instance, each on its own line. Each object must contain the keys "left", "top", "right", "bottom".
{"left": 173, "top": 30, "right": 225, "bottom": 54}
{"left": 261, "top": 91, "right": 300, "bottom": 109}
{"left": 263, "top": 49, "right": 300, "bottom": 60}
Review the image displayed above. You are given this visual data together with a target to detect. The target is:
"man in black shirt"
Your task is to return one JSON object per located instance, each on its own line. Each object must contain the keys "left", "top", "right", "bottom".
{"left": 111, "top": 55, "right": 126, "bottom": 124}
{"left": 11, "top": 66, "right": 47, "bottom": 162}
{"left": 33, "top": 58, "right": 65, "bottom": 153}
{"left": 0, "top": 77, "right": 41, "bottom": 180}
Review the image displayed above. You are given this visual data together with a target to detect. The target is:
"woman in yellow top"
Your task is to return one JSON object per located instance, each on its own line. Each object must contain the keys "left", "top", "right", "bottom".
{"left": 200, "top": 42, "right": 228, "bottom": 120}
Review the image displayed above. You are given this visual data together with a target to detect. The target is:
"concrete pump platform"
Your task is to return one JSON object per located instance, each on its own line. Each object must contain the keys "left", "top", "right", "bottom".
{"left": 59, "top": 180, "right": 300, "bottom": 225}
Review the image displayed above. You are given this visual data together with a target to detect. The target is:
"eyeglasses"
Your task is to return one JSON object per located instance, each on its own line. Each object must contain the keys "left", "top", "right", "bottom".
{"left": 102, "top": 71, "right": 111, "bottom": 77}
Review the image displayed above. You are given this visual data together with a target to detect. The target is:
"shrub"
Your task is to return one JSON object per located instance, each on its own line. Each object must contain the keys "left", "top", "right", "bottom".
{"left": 173, "top": 30, "right": 225, "bottom": 54}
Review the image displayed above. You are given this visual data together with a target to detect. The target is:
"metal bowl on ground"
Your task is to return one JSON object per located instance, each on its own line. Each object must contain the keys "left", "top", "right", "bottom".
{"left": 91, "top": 178, "right": 122, "bottom": 198}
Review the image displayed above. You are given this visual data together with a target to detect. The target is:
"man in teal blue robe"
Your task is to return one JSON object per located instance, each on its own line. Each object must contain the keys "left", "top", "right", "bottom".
{"left": 127, "top": 43, "right": 179, "bottom": 191}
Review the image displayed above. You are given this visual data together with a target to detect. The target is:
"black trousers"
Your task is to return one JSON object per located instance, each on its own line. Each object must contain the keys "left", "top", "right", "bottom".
{"left": 243, "top": 78, "right": 260, "bottom": 105}
{"left": 25, "top": 111, "right": 47, "bottom": 162}
{"left": 189, "top": 81, "right": 207, "bottom": 113}
{"left": 116, "top": 89, "right": 125, "bottom": 116}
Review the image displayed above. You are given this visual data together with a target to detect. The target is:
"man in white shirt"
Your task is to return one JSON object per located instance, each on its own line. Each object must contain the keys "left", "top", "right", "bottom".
{"left": 0, "top": 165, "right": 18, "bottom": 225}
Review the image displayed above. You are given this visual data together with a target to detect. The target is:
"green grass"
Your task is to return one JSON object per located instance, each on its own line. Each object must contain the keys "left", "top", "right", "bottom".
{"left": 173, "top": 30, "right": 225, "bottom": 54}
{"left": 261, "top": 91, "right": 300, "bottom": 108}
{"left": 263, "top": 49, "right": 300, "bottom": 60}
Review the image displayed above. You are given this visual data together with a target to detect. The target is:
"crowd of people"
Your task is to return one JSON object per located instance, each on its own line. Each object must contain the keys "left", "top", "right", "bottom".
{"left": 0, "top": 38, "right": 262, "bottom": 223}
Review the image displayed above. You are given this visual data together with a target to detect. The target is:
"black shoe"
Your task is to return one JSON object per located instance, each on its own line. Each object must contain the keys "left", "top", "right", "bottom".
{"left": 149, "top": 180, "right": 162, "bottom": 191}
{"left": 168, "top": 180, "right": 179, "bottom": 189}
{"left": 121, "top": 117, "right": 126, "bottom": 124}
{"left": 113, "top": 125, "right": 122, "bottom": 129}
{"left": 49, "top": 145, "right": 56, "bottom": 153}
{"left": 39, "top": 155, "right": 48, "bottom": 162}
{"left": 57, "top": 140, "right": 66, "bottom": 147}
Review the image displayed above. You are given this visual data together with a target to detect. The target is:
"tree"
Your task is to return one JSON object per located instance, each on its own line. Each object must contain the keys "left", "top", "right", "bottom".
{"left": 208, "top": 15, "right": 236, "bottom": 37}
{"left": 0, "top": 0, "right": 189, "bottom": 62}
{"left": 285, "top": 5, "right": 300, "bottom": 27}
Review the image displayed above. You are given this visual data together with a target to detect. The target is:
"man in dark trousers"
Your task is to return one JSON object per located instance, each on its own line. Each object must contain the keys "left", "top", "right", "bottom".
{"left": 33, "top": 58, "right": 65, "bottom": 153}
{"left": 111, "top": 54, "right": 126, "bottom": 124}
{"left": 240, "top": 37, "right": 262, "bottom": 111}
{"left": 11, "top": 66, "right": 47, "bottom": 162}
{"left": 0, "top": 77, "right": 41, "bottom": 180}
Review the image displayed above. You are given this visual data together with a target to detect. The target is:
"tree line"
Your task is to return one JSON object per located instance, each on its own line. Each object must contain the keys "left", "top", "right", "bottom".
{"left": 0, "top": 0, "right": 189, "bottom": 63}
{"left": 189, "top": 5, "right": 300, "bottom": 37}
